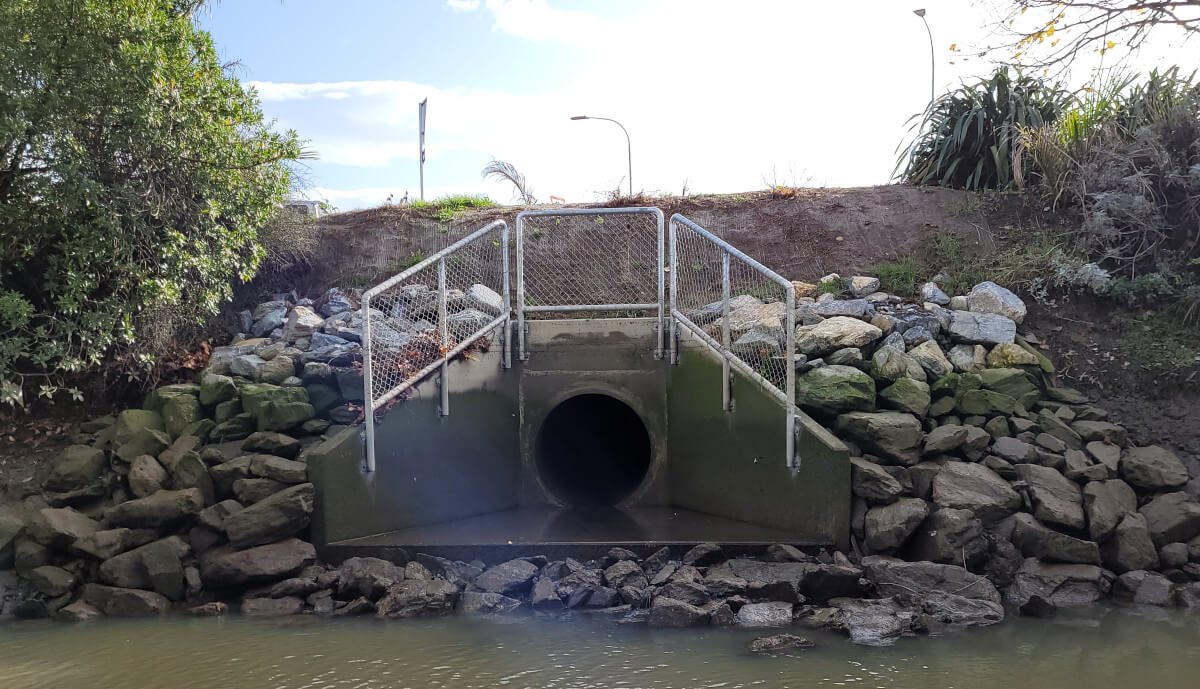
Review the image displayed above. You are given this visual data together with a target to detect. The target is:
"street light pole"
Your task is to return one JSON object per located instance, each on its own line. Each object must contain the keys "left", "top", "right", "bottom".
{"left": 571, "top": 115, "right": 632, "bottom": 197}
{"left": 913, "top": 9, "right": 934, "bottom": 104}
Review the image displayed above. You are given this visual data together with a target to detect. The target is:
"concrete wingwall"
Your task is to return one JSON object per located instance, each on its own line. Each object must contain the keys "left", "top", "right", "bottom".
{"left": 310, "top": 318, "right": 850, "bottom": 550}
{"left": 667, "top": 330, "right": 851, "bottom": 549}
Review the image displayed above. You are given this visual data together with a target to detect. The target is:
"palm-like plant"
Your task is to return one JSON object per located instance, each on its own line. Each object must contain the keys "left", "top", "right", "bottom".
{"left": 898, "top": 67, "right": 1069, "bottom": 190}
{"left": 481, "top": 159, "right": 537, "bottom": 205}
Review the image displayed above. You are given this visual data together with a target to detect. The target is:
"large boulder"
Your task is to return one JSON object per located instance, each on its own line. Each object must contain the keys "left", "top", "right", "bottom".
{"left": 947, "top": 311, "right": 1016, "bottom": 345}
{"left": 27, "top": 508, "right": 99, "bottom": 549}
{"left": 850, "top": 458, "right": 903, "bottom": 504}
{"left": 1119, "top": 445, "right": 1189, "bottom": 491}
{"left": 248, "top": 455, "right": 308, "bottom": 484}
{"left": 1082, "top": 479, "right": 1137, "bottom": 542}
{"left": 375, "top": 579, "right": 459, "bottom": 618}
{"left": 1008, "top": 512, "right": 1099, "bottom": 564}
{"left": 80, "top": 583, "right": 170, "bottom": 617}
{"left": 1014, "top": 464, "right": 1085, "bottom": 532}
{"left": 688, "top": 294, "right": 762, "bottom": 325}
{"left": 796, "top": 317, "right": 882, "bottom": 357}
{"left": 98, "top": 535, "right": 189, "bottom": 589}
{"left": 1004, "top": 558, "right": 1109, "bottom": 610}
{"left": 907, "top": 340, "right": 953, "bottom": 379}
{"left": 200, "top": 538, "right": 315, "bottom": 587}
{"left": 241, "top": 432, "right": 302, "bottom": 460}
{"left": 162, "top": 394, "right": 202, "bottom": 439}
{"left": 862, "top": 556, "right": 1001, "bottom": 604}
{"left": 127, "top": 455, "right": 169, "bottom": 499}
{"left": 737, "top": 601, "right": 793, "bottom": 627}
{"left": 44, "top": 445, "right": 107, "bottom": 493}
{"left": 474, "top": 558, "right": 540, "bottom": 596}
{"left": 72, "top": 527, "right": 156, "bottom": 561}
{"left": 223, "top": 483, "right": 314, "bottom": 548}
{"left": 864, "top": 498, "right": 929, "bottom": 552}
{"left": 906, "top": 508, "right": 988, "bottom": 565}
{"left": 932, "top": 462, "right": 1021, "bottom": 522}
{"left": 869, "top": 346, "right": 927, "bottom": 384}
{"left": 966, "top": 282, "right": 1027, "bottom": 324}
{"left": 648, "top": 596, "right": 709, "bottom": 627}
{"left": 1138, "top": 492, "right": 1200, "bottom": 547}
{"left": 283, "top": 306, "right": 324, "bottom": 343}
{"left": 113, "top": 409, "right": 165, "bottom": 446}
{"left": 1100, "top": 512, "right": 1160, "bottom": 573}
{"left": 878, "top": 378, "right": 931, "bottom": 417}
{"left": 337, "top": 557, "right": 406, "bottom": 600}
{"left": 836, "top": 412, "right": 923, "bottom": 465}
{"left": 105, "top": 488, "right": 204, "bottom": 528}
{"left": 794, "top": 365, "right": 876, "bottom": 413}
{"left": 828, "top": 596, "right": 915, "bottom": 645}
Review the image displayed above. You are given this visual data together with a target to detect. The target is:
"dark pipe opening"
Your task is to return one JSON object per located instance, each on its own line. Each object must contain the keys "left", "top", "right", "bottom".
{"left": 535, "top": 393, "right": 652, "bottom": 508}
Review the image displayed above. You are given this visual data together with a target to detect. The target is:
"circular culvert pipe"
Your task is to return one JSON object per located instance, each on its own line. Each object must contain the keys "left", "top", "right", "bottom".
{"left": 535, "top": 393, "right": 652, "bottom": 508}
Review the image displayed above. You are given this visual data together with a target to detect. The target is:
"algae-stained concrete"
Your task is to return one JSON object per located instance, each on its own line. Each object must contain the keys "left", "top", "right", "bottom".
{"left": 667, "top": 331, "right": 850, "bottom": 549}
{"left": 308, "top": 340, "right": 519, "bottom": 547}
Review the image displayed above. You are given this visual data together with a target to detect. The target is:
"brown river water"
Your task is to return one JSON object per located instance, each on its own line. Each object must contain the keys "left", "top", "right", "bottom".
{"left": 1, "top": 605, "right": 1197, "bottom": 689}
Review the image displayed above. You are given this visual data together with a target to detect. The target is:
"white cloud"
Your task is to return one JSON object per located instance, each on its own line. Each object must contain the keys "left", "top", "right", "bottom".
{"left": 480, "top": 0, "right": 619, "bottom": 42}
{"left": 254, "top": 1, "right": 1199, "bottom": 209}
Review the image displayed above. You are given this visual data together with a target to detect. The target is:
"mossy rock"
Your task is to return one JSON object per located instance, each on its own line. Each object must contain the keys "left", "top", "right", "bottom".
{"left": 795, "top": 365, "right": 877, "bottom": 413}
{"left": 978, "top": 368, "right": 1038, "bottom": 399}
{"left": 113, "top": 409, "right": 165, "bottom": 447}
{"left": 929, "top": 395, "right": 957, "bottom": 417}
{"left": 209, "top": 413, "right": 256, "bottom": 443}
{"left": 214, "top": 399, "right": 243, "bottom": 423}
{"left": 142, "top": 384, "right": 201, "bottom": 413}
{"left": 256, "top": 401, "right": 316, "bottom": 432}
{"left": 115, "top": 428, "right": 172, "bottom": 463}
{"left": 199, "top": 374, "right": 238, "bottom": 406}
{"left": 162, "top": 394, "right": 202, "bottom": 439}
{"left": 240, "top": 384, "right": 309, "bottom": 417}
{"left": 956, "top": 389, "right": 1016, "bottom": 416}
{"left": 878, "top": 378, "right": 931, "bottom": 417}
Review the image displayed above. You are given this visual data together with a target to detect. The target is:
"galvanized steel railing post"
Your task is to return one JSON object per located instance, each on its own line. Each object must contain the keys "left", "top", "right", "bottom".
{"left": 786, "top": 279, "right": 797, "bottom": 468}
{"left": 720, "top": 250, "right": 732, "bottom": 412}
{"left": 515, "top": 214, "right": 527, "bottom": 361}
{"left": 437, "top": 256, "right": 449, "bottom": 416}
{"left": 501, "top": 224, "right": 512, "bottom": 369}
{"left": 655, "top": 210, "right": 665, "bottom": 360}
{"left": 668, "top": 217, "right": 679, "bottom": 365}
{"left": 361, "top": 292, "right": 376, "bottom": 473}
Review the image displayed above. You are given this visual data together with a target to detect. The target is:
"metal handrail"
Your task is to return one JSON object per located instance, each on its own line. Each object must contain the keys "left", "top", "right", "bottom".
{"left": 361, "top": 219, "right": 509, "bottom": 473}
{"left": 668, "top": 213, "right": 797, "bottom": 468}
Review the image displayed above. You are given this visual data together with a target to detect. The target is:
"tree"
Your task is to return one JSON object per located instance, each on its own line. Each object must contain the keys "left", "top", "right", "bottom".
{"left": 481, "top": 159, "right": 537, "bottom": 205}
{"left": 0, "top": 0, "right": 301, "bottom": 407}
{"left": 981, "top": 1, "right": 1200, "bottom": 72}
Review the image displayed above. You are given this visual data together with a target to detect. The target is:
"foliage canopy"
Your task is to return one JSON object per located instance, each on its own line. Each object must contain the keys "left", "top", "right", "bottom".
{"left": 0, "top": 0, "right": 301, "bottom": 406}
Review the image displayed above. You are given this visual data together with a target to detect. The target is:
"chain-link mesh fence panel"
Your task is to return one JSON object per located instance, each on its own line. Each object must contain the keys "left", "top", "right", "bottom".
{"left": 362, "top": 220, "right": 509, "bottom": 412}
{"left": 516, "top": 208, "right": 663, "bottom": 314}
{"left": 670, "top": 213, "right": 796, "bottom": 466}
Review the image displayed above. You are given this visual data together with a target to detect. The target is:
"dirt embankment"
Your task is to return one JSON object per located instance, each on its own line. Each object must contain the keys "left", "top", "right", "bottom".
{"left": 295, "top": 185, "right": 997, "bottom": 293}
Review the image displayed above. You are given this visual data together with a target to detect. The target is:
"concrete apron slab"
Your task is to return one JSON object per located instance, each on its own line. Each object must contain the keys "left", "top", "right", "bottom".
{"left": 308, "top": 318, "right": 849, "bottom": 559}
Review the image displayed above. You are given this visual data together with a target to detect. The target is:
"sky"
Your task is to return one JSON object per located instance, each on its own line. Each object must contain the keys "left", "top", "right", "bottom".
{"left": 200, "top": 0, "right": 1199, "bottom": 210}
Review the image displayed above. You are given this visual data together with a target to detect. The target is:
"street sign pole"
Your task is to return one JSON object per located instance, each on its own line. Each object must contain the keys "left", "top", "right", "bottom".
{"left": 418, "top": 98, "right": 427, "bottom": 202}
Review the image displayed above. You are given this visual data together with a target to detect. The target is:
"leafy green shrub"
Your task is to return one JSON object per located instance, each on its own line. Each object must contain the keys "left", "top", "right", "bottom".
{"left": 0, "top": 1, "right": 300, "bottom": 407}
{"left": 898, "top": 67, "right": 1068, "bottom": 190}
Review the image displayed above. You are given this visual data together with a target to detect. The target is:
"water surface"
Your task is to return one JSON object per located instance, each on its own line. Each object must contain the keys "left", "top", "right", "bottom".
{"left": 1, "top": 605, "right": 1197, "bottom": 689}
